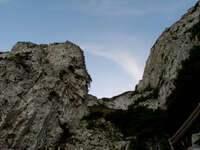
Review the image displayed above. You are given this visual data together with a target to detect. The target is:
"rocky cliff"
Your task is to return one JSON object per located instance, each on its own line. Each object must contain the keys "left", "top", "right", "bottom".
{"left": 91, "top": 1, "right": 200, "bottom": 149}
{"left": 1, "top": 1, "right": 200, "bottom": 150}
{"left": 136, "top": 1, "right": 200, "bottom": 110}
{"left": 0, "top": 41, "right": 91, "bottom": 149}
{"left": 0, "top": 42, "right": 128, "bottom": 149}
{"left": 101, "top": 0, "right": 200, "bottom": 116}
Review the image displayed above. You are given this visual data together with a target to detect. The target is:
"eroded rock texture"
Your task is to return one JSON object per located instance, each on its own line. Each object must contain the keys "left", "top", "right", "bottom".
{"left": 0, "top": 41, "right": 92, "bottom": 149}
{"left": 1, "top": 1, "right": 200, "bottom": 150}
{"left": 136, "top": 1, "right": 200, "bottom": 109}
{"left": 94, "top": 1, "right": 200, "bottom": 149}
{"left": 0, "top": 41, "right": 129, "bottom": 150}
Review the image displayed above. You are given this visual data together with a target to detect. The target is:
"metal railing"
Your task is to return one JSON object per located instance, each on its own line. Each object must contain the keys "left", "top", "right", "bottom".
{"left": 169, "top": 103, "right": 200, "bottom": 150}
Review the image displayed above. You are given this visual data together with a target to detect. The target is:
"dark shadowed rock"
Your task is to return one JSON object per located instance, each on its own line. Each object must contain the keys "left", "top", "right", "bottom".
{"left": 136, "top": 1, "right": 200, "bottom": 109}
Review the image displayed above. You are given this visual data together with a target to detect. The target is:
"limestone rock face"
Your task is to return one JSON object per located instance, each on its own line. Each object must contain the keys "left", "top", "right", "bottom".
{"left": 136, "top": 1, "right": 200, "bottom": 108}
{"left": 0, "top": 41, "right": 128, "bottom": 150}
{"left": 94, "top": 2, "right": 200, "bottom": 148}
{"left": 0, "top": 41, "right": 92, "bottom": 149}
{"left": 1, "top": 1, "right": 200, "bottom": 150}
{"left": 101, "top": 1, "right": 200, "bottom": 111}
{"left": 98, "top": 91, "right": 158, "bottom": 110}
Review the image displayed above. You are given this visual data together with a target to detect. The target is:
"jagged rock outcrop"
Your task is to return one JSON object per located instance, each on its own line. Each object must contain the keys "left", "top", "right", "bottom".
{"left": 102, "top": 1, "right": 200, "bottom": 111}
{"left": 96, "top": 1, "right": 200, "bottom": 149}
{"left": 0, "top": 41, "right": 91, "bottom": 149}
{"left": 0, "top": 42, "right": 128, "bottom": 150}
{"left": 136, "top": 1, "right": 200, "bottom": 109}
{"left": 96, "top": 90, "right": 158, "bottom": 110}
{"left": 1, "top": 1, "right": 200, "bottom": 150}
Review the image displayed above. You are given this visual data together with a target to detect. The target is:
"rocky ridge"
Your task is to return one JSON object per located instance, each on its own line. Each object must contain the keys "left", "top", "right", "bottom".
{"left": 1, "top": 1, "right": 200, "bottom": 150}
{"left": 102, "top": 1, "right": 200, "bottom": 111}
{"left": 136, "top": 1, "right": 200, "bottom": 109}
{"left": 87, "top": 1, "right": 200, "bottom": 149}
{"left": 0, "top": 42, "right": 128, "bottom": 149}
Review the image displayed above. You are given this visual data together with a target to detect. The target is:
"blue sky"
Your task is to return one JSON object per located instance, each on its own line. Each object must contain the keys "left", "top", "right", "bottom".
{"left": 0, "top": 0, "right": 198, "bottom": 98}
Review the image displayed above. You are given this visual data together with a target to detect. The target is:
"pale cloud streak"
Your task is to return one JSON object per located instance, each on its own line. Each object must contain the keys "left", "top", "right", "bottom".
{"left": 82, "top": 44, "right": 143, "bottom": 81}
{"left": 79, "top": 34, "right": 151, "bottom": 98}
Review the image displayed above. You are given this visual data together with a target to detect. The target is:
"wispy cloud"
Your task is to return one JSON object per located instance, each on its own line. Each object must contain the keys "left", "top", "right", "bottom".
{"left": 78, "top": 33, "right": 153, "bottom": 98}
{"left": 79, "top": 33, "right": 154, "bottom": 83}
{"left": 82, "top": 44, "right": 143, "bottom": 81}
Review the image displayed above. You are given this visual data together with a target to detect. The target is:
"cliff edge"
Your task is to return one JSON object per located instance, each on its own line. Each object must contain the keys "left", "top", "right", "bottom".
{"left": 1, "top": 1, "right": 200, "bottom": 150}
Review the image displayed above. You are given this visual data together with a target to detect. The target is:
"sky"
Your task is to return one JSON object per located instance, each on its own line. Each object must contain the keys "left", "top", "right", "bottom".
{"left": 0, "top": 0, "right": 198, "bottom": 98}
